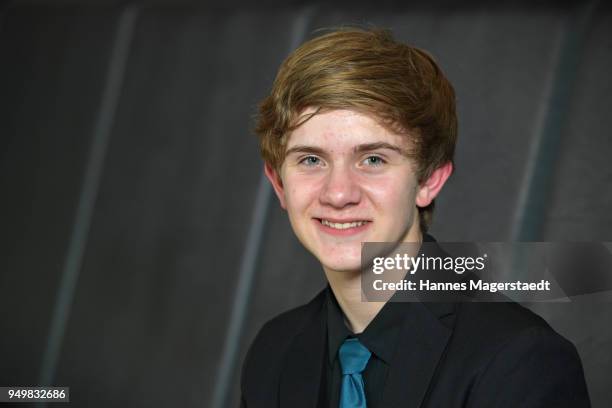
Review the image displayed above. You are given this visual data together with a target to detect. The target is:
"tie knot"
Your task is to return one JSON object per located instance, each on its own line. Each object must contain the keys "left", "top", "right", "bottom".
{"left": 339, "top": 338, "right": 371, "bottom": 375}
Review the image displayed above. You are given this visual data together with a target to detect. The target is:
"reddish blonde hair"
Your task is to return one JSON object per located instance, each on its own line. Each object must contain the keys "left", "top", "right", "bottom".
{"left": 255, "top": 27, "right": 457, "bottom": 231}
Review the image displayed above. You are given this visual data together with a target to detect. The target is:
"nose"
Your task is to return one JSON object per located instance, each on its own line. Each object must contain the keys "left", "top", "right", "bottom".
{"left": 319, "top": 164, "right": 362, "bottom": 208}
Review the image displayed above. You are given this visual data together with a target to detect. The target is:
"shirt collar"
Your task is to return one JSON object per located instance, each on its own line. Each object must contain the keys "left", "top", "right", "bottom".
{"left": 326, "top": 287, "right": 352, "bottom": 367}
{"left": 325, "top": 233, "right": 437, "bottom": 366}
{"left": 326, "top": 286, "right": 406, "bottom": 365}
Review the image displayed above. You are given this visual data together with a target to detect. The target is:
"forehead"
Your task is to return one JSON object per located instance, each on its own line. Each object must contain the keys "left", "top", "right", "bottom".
{"left": 287, "top": 108, "right": 409, "bottom": 151}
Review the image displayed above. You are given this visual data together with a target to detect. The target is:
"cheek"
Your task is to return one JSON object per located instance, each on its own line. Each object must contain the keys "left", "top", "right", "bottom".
{"left": 363, "top": 175, "right": 417, "bottom": 214}
{"left": 283, "top": 175, "right": 322, "bottom": 214}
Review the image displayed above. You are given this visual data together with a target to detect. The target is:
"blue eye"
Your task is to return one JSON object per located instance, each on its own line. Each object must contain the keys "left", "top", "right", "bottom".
{"left": 365, "top": 156, "right": 385, "bottom": 166}
{"left": 300, "top": 156, "right": 321, "bottom": 166}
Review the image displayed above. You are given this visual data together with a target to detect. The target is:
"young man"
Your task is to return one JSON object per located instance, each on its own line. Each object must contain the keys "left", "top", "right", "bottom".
{"left": 240, "top": 28, "right": 590, "bottom": 407}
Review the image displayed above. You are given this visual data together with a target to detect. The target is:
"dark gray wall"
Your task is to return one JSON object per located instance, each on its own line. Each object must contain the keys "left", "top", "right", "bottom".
{"left": 0, "top": 1, "right": 610, "bottom": 407}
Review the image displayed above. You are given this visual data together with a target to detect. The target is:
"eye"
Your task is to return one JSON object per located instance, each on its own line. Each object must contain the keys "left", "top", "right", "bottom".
{"left": 363, "top": 155, "right": 386, "bottom": 166}
{"left": 299, "top": 155, "right": 322, "bottom": 167}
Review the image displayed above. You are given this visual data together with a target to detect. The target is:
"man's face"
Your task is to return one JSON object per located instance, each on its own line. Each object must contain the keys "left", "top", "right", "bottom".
{"left": 265, "top": 108, "right": 448, "bottom": 274}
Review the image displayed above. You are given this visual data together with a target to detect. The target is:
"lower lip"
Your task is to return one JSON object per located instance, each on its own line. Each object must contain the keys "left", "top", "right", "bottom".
{"left": 315, "top": 219, "right": 371, "bottom": 236}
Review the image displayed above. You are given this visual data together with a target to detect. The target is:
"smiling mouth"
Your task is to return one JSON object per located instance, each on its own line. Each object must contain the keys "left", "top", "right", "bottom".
{"left": 317, "top": 219, "right": 371, "bottom": 230}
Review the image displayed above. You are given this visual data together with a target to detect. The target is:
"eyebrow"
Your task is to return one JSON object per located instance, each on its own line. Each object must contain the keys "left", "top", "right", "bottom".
{"left": 285, "top": 142, "right": 406, "bottom": 157}
{"left": 285, "top": 145, "right": 326, "bottom": 156}
{"left": 354, "top": 142, "right": 406, "bottom": 155}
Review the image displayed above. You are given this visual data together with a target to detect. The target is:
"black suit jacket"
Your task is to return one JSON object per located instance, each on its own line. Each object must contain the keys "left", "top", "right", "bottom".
{"left": 240, "top": 288, "right": 590, "bottom": 407}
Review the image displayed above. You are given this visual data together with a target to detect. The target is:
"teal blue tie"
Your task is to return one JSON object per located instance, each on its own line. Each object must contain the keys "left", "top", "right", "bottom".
{"left": 339, "top": 338, "right": 372, "bottom": 408}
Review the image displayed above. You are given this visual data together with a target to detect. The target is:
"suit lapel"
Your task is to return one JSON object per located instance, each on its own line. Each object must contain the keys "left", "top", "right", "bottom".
{"left": 279, "top": 296, "right": 327, "bottom": 408}
{"left": 379, "top": 301, "right": 455, "bottom": 408}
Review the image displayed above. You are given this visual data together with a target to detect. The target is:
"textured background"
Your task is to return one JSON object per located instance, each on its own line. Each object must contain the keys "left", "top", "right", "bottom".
{"left": 0, "top": 0, "right": 610, "bottom": 407}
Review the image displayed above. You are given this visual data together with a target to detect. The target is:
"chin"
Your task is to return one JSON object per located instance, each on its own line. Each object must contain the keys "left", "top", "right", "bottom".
{"left": 321, "top": 258, "right": 362, "bottom": 273}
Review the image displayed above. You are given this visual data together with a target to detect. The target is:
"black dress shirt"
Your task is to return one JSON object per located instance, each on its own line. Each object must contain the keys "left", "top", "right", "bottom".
{"left": 323, "top": 287, "right": 407, "bottom": 408}
{"left": 321, "top": 234, "right": 438, "bottom": 408}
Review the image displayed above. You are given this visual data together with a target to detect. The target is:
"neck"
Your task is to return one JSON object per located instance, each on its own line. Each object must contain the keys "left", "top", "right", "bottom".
{"left": 324, "top": 222, "right": 423, "bottom": 334}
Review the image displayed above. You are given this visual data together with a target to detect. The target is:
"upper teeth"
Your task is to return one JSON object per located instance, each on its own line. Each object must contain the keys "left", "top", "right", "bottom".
{"left": 321, "top": 219, "right": 368, "bottom": 229}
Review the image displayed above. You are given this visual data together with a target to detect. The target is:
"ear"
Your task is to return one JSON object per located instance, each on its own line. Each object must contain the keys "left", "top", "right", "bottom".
{"left": 264, "top": 162, "right": 287, "bottom": 209}
{"left": 415, "top": 161, "right": 453, "bottom": 208}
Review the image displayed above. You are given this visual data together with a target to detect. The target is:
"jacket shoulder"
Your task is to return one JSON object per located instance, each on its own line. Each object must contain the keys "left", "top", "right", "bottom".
{"left": 455, "top": 301, "right": 553, "bottom": 340}
{"left": 240, "top": 289, "right": 326, "bottom": 406}
{"left": 442, "top": 302, "right": 589, "bottom": 406}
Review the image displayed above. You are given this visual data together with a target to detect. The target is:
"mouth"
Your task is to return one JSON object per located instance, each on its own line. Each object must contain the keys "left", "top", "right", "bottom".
{"left": 319, "top": 219, "right": 369, "bottom": 229}
{"left": 314, "top": 218, "right": 372, "bottom": 235}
